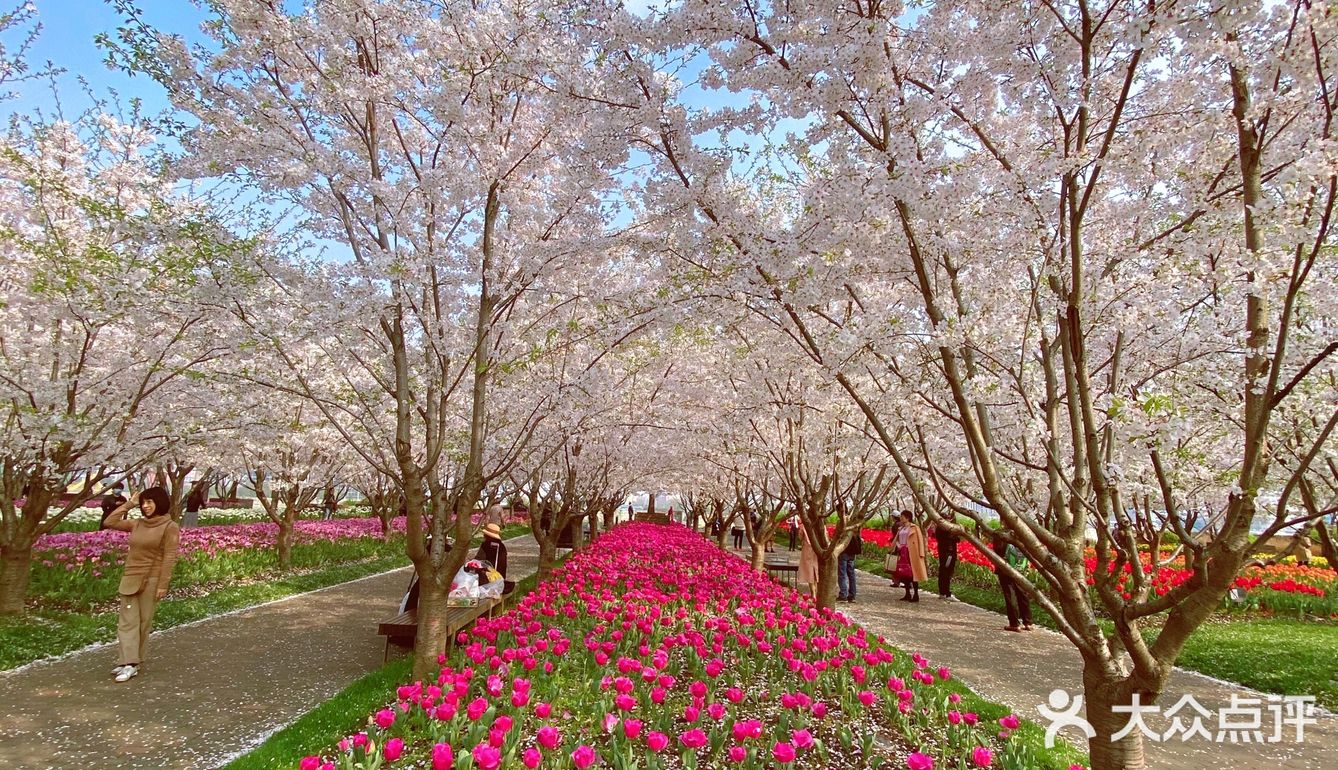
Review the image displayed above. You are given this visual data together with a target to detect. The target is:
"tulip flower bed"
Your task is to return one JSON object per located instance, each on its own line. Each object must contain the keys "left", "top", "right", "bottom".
{"left": 851, "top": 529, "right": 1336, "bottom": 618}
{"left": 305, "top": 523, "right": 1077, "bottom": 770}
{"left": 34, "top": 517, "right": 407, "bottom": 577}
{"left": 3, "top": 518, "right": 419, "bottom": 671}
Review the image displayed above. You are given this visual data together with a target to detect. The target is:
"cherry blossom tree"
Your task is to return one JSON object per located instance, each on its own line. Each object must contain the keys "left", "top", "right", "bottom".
{"left": 118, "top": 0, "right": 647, "bottom": 678}
{"left": 0, "top": 107, "right": 231, "bottom": 614}
{"left": 616, "top": 1, "right": 1336, "bottom": 765}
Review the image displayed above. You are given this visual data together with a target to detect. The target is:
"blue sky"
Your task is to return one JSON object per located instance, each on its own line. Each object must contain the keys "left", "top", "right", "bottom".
{"left": 7, "top": 1, "right": 809, "bottom": 244}
{"left": 5, "top": 1, "right": 210, "bottom": 119}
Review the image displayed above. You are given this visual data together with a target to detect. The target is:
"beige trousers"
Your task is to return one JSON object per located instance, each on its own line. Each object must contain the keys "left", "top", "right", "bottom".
{"left": 116, "top": 577, "right": 159, "bottom": 666}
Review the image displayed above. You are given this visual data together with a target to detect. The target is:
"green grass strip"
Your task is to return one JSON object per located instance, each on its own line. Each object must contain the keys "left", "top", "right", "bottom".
{"left": 948, "top": 583, "right": 1338, "bottom": 712}
{"left": 0, "top": 555, "right": 409, "bottom": 670}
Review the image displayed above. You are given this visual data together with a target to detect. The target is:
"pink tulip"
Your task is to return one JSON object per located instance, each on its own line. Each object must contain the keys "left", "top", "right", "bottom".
{"left": 772, "top": 741, "right": 797, "bottom": 764}
{"left": 300, "top": 757, "right": 320, "bottom": 770}
{"left": 728, "top": 745, "right": 747, "bottom": 762}
{"left": 791, "top": 729, "right": 814, "bottom": 749}
{"left": 535, "top": 702, "right": 552, "bottom": 718}
{"left": 647, "top": 732, "right": 670, "bottom": 752}
{"left": 384, "top": 738, "right": 404, "bottom": 762}
{"left": 811, "top": 702, "right": 828, "bottom": 718}
{"left": 352, "top": 733, "right": 369, "bottom": 749}
{"left": 907, "top": 753, "right": 934, "bottom": 770}
{"left": 473, "top": 743, "right": 502, "bottom": 770}
{"left": 1000, "top": 714, "right": 1021, "bottom": 730}
{"left": 615, "top": 693, "right": 637, "bottom": 711}
{"left": 948, "top": 710, "right": 963, "bottom": 725}
{"left": 568, "top": 743, "right": 598, "bottom": 770}
{"left": 972, "top": 746, "right": 994, "bottom": 767}
{"left": 522, "top": 748, "right": 541, "bottom": 769}
{"left": 466, "top": 697, "right": 489, "bottom": 721}
{"left": 538, "top": 726, "right": 561, "bottom": 749}
{"left": 431, "top": 742, "right": 454, "bottom": 770}
{"left": 623, "top": 718, "right": 643, "bottom": 739}
{"left": 857, "top": 690, "right": 877, "bottom": 707}
{"left": 679, "top": 728, "right": 708, "bottom": 749}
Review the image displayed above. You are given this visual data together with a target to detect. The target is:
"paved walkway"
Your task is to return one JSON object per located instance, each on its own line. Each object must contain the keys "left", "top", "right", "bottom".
{"left": 746, "top": 547, "right": 1337, "bottom": 769}
{"left": 0, "top": 534, "right": 542, "bottom": 770}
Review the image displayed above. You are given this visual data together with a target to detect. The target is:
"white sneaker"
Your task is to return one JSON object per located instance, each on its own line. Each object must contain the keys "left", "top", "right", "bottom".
{"left": 114, "top": 665, "right": 138, "bottom": 683}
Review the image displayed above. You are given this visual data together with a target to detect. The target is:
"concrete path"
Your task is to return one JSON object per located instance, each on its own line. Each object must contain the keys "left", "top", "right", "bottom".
{"left": 0, "top": 534, "right": 542, "bottom": 770}
{"left": 746, "top": 547, "right": 1337, "bottom": 769}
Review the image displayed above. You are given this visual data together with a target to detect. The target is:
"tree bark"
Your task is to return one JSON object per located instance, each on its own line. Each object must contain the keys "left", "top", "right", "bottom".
{"left": 814, "top": 556, "right": 839, "bottom": 609}
{"left": 536, "top": 538, "right": 559, "bottom": 582}
{"left": 413, "top": 576, "right": 451, "bottom": 680}
{"left": 277, "top": 518, "right": 294, "bottom": 570}
{"left": 0, "top": 541, "right": 35, "bottom": 616}
{"left": 1314, "top": 520, "right": 1337, "bottom": 569}
{"left": 1083, "top": 663, "right": 1147, "bottom": 770}
{"left": 750, "top": 541, "right": 767, "bottom": 571}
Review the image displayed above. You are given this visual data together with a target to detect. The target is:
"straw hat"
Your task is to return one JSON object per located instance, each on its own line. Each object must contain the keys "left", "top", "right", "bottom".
{"left": 483, "top": 523, "right": 503, "bottom": 539}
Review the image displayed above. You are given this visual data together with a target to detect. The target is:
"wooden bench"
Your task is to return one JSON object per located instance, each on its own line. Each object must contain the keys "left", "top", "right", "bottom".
{"left": 764, "top": 562, "right": 799, "bottom": 588}
{"left": 377, "top": 586, "right": 514, "bottom": 661}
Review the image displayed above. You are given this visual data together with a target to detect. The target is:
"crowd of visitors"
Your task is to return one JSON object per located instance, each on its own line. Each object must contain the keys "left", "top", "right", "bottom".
{"left": 717, "top": 504, "right": 1035, "bottom": 634}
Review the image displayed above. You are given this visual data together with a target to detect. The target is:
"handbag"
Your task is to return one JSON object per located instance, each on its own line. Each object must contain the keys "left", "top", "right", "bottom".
{"left": 883, "top": 551, "right": 900, "bottom": 573}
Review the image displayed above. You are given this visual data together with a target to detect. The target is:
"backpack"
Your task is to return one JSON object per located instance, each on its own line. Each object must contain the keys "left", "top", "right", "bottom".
{"left": 1005, "top": 544, "right": 1029, "bottom": 571}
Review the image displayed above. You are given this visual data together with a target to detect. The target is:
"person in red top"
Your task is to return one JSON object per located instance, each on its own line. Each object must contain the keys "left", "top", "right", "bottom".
{"left": 103, "top": 486, "right": 181, "bottom": 682}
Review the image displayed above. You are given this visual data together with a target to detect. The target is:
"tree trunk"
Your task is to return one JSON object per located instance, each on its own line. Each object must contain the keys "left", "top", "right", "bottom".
{"left": 1314, "top": 520, "right": 1337, "bottom": 569}
{"left": 536, "top": 538, "right": 559, "bottom": 582}
{"left": 277, "top": 519, "right": 294, "bottom": 570}
{"left": 1083, "top": 663, "right": 1147, "bottom": 770}
{"left": 750, "top": 541, "right": 767, "bottom": 571}
{"left": 814, "top": 556, "right": 839, "bottom": 609}
{"left": 647, "top": 494, "right": 656, "bottom": 519}
{"left": 412, "top": 577, "right": 451, "bottom": 681}
{"left": 0, "top": 541, "right": 34, "bottom": 616}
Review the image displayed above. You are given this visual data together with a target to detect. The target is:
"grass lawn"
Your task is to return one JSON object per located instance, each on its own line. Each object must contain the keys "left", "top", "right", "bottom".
{"left": 0, "top": 552, "right": 409, "bottom": 670}
{"left": 2, "top": 523, "right": 530, "bottom": 670}
{"left": 936, "top": 576, "right": 1338, "bottom": 712}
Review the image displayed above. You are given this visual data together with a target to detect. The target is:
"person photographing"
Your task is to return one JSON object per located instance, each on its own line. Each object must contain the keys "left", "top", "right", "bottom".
{"left": 102, "top": 486, "right": 181, "bottom": 682}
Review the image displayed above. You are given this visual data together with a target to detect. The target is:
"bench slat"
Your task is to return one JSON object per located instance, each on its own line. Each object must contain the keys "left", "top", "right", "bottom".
{"left": 376, "top": 597, "right": 501, "bottom": 642}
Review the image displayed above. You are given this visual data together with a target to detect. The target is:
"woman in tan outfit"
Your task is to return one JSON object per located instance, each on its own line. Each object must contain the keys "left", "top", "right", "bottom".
{"left": 103, "top": 486, "right": 180, "bottom": 682}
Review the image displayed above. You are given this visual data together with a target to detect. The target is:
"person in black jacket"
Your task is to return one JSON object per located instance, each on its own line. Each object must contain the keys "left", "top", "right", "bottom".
{"left": 837, "top": 530, "right": 863, "bottom": 602}
{"left": 931, "top": 520, "right": 960, "bottom": 600}
{"left": 474, "top": 522, "right": 508, "bottom": 578}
